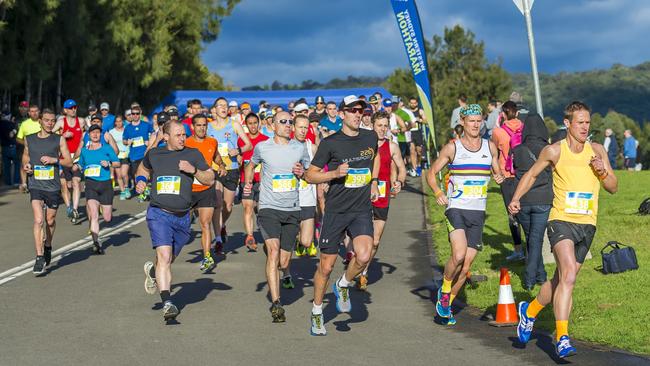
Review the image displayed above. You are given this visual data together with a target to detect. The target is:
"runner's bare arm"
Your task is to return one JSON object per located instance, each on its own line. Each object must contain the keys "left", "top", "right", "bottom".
{"left": 188, "top": 163, "right": 215, "bottom": 187}
{"left": 395, "top": 114, "right": 408, "bottom": 133}
{"left": 488, "top": 140, "right": 505, "bottom": 184}
{"left": 243, "top": 160, "right": 255, "bottom": 185}
{"left": 22, "top": 138, "right": 32, "bottom": 173}
{"left": 233, "top": 123, "right": 252, "bottom": 153}
{"left": 389, "top": 141, "right": 407, "bottom": 185}
{"left": 426, "top": 142, "right": 454, "bottom": 195}
{"left": 105, "top": 132, "right": 119, "bottom": 154}
{"left": 590, "top": 143, "right": 618, "bottom": 194}
{"left": 52, "top": 118, "right": 64, "bottom": 134}
{"left": 509, "top": 144, "right": 560, "bottom": 214}
{"left": 58, "top": 136, "right": 74, "bottom": 168}
{"left": 305, "top": 164, "right": 342, "bottom": 184}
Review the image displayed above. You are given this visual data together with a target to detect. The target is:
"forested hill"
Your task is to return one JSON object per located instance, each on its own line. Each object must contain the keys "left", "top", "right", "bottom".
{"left": 512, "top": 62, "right": 650, "bottom": 124}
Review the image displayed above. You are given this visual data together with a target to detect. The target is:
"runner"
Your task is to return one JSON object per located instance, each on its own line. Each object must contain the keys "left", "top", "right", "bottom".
{"left": 123, "top": 108, "right": 154, "bottom": 202}
{"left": 357, "top": 111, "right": 407, "bottom": 290}
{"left": 99, "top": 102, "right": 116, "bottom": 132}
{"left": 74, "top": 124, "right": 120, "bottom": 254}
{"left": 408, "top": 97, "right": 426, "bottom": 174}
{"left": 425, "top": 104, "right": 504, "bottom": 325}
{"left": 238, "top": 112, "right": 269, "bottom": 251}
{"left": 22, "top": 108, "right": 73, "bottom": 274}
{"left": 108, "top": 114, "right": 131, "bottom": 200}
{"left": 319, "top": 101, "right": 343, "bottom": 134}
{"left": 243, "top": 111, "right": 310, "bottom": 322}
{"left": 138, "top": 120, "right": 215, "bottom": 321}
{"left": 304, "top": 95, "right": 380, "bottom": 336}
{"left": 510, "top": 101, "right": 617, "bottom": 358}
{"left": 185, "top": 113, "right": 226, "bottom": 272}
{"left": 16, "top": 104, "right": 41, "bottom": 192}
{"left": 206, "top": 97, "right": 252, "bottom": 253}
{"left": 293, "top": 114, "right": 319, "bottom": 262}
{"left": 53, "top": 99, "right": 84, "bottom": 224}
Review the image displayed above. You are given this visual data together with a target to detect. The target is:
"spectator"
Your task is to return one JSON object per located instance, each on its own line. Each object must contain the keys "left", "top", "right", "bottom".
{"left": 485, "top": 99, "right": 501, "bottom": 137}
{"left": 512, "top": 114, "right": 552, "bottom": 290}
{"left": 603, "top": 128, "right": 618, "bottom": 169}
{"left": 509, "top": 91, "right": 529, "bottom": 121}
{"left": 623, "top": 129, "right": 638, "bottom": 171}
{"left": 450, "top": 94, "right": 467, "bottom": 129}
{"left": 0, "top": 110, "right": 20, "bottom": 186}
{"left": 99, "top": 102, "right": 116, "bottom": 132}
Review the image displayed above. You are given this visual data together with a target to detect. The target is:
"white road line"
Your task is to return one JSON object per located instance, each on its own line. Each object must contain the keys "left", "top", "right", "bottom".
{"left": 0, "top": 210, "right": 147, "bottom": 286}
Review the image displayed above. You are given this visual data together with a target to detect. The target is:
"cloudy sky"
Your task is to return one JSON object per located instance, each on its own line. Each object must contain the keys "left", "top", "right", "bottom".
{"left": 201, "top": 0, "right": 650, "bottom": 88}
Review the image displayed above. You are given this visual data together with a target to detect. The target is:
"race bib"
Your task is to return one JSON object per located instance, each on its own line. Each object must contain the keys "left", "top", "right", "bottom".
{"left": 565, "top": 192, "right": 594, "bottom": 215}
{"left": 299, "top": 179, "right": 310, "bottom": 191}
{"left": 132, "top": 136, "right": 145, "bottom": 147}
{"left": 378, "top": 180, "right": 387, "bottom": 198}
{"left": 344, "top": 168, "right": 371, "bottom": 188}
{"left": 272, "top": 174, "right": 297, "bottom": 193}
{"left": 84, "top": 164, "right": 101, "bottom": 178}
{"left": 218, "top": 143, "right": 230, "bottom": 157}
{"left": 118, "top": 151, "right": 128, "bottom": 159}
{"left": 461, "top": 180, "right": 488, "bottom": 199}
{"left": 156, "top": 176, "right": 181, "bottom": 195}
{"left": 34, "top": 165, "right": 54, "bottom": 180}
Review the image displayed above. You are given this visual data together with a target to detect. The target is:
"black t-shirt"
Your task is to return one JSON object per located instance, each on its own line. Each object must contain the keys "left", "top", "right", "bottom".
{"left": 143, "top": 146, "right": 209, "bottom": 213}
{"left": 0, "top": 119, "right": 17, "bottom": 146}
{"left": 311, "top": 128, "right": 378, "bottom": 213}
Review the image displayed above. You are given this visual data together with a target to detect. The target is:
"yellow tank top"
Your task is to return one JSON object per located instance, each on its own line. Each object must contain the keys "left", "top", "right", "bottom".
{"left": 549, "top": 140, "right": 600, "bottom": 225}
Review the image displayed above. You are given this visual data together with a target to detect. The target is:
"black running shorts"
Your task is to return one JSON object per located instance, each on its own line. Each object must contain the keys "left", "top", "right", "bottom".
{"left": 547, "top": 220, "right": 596, "bottom": 264}
{"left": 257, "top": 208, "right": 300, "bottom": 252}
{"left": 85, "top": 179, "right": 114, "bottom": 205}
{"left": 445, "top": 208, "right": 486, "bottom": 251}
{"left": 319, "top": 210, "right": 374, "bottom": 255}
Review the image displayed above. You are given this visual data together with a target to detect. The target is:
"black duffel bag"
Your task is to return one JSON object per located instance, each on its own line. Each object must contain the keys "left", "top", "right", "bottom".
{"left": 600, "top": 241, "right": 639, "bottom": 274}
{"left": 639, "top": 197, "right": 650, "bottom": 215}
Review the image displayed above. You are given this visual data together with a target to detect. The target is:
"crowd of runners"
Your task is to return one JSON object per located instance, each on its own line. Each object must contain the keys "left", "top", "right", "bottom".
{"left": 9, "top": 91, "right": 617, "bottom": 358}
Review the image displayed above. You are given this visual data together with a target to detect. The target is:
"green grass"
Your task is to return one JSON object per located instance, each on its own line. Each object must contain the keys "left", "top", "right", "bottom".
{"left": 426, "top": 170, "right": 650, "bottom": 354}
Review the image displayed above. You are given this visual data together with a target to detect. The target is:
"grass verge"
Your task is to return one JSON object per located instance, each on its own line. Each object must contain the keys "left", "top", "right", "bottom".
{"left": 425, "top": 170, "right": 650, "bottom": 354}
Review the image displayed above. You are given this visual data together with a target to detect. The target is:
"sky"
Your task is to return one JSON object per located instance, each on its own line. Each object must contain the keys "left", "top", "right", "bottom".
{"left": 201, "top": 0, "right": 650, "bottom": 88}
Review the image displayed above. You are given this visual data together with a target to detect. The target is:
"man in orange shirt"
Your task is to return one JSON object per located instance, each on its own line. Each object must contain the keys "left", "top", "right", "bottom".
{"left": 491, "top": 101, "right": 524, "bottom": 261}
{"left": 185, "top": 113, "right": 226, "bottom": 272}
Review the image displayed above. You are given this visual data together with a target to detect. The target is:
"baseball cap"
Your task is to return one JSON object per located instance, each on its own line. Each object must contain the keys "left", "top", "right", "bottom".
{"left": 130, "top": 102, "right": 141, "bottom": 109}
{"left": 168, "top": 109, "right": 179, "bottom": 117}
{"left": 293, "top": 103, "right": 309, "bottom": 112}
{"left": 241, "top": 102, "right": 251, "bottom": 110}
{"left": 90, "top": 113, "right": 102, "bottom": 122}
{"left": 363, "top": 108, "right": 373, "bottom": 116}
{"left": 157, "top": 112, "right": 170, "bottom": 124}
{"left": 125, "top": 109, "right": 132, "bottom": 116}
{"left": 264, "top": 110, "right": 274, "bottom": 119}
{"left": 88, "top": 104, "right": 98, "bottom": 112}
{"left": 88, "top": 124, "right": 102, "bottom": 133}
{"left": 63, "top": 99, "right": 77, "bottom": 109}
{"left": 19, "top": 101, "right": 29, "bottom": 108}
{"left": 341, "top": 95, "right": 368, "bottom": 109}
{"left": 315, "top": 96, "right": 325, "bottom": 104}
{"left": 308, "top": 112, "right": 321, "bottom": 123}
{"left": 100, "top": 102, "right": 110, "bottom": 111}
{"left": 368, "top": 95, "right": 379, "bottom": 104}
{"left": 228, "top": 101, "right": 238, "bottom": 108}
{"left": 382, "top": 99, "right": 393, "bottom": 108}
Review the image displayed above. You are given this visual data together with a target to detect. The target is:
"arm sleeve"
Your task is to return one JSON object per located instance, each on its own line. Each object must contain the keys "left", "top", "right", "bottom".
{"left": 310, "top": 139, "right": 330, "bottom": 169}
{"left": 142, "top": 150, "right": 152, "bottom": 169}
{"left": 250, "top": 143, "right": 262, "bottom": 165}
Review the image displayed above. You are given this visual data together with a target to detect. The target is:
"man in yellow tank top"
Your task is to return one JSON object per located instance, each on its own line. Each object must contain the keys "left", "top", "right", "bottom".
{"left": 508, "top": 101, "right": 618, "bottom": 358}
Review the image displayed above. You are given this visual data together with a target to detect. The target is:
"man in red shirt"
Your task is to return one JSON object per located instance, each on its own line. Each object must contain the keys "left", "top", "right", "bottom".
{"left": 238, "top": 112, "right": 269, "bottom": 251}
{"left": 182, "top": 99, "right": 203, "bottom": 134}
{"left": 53, "top": 99, "right": 84, "bottom": 224}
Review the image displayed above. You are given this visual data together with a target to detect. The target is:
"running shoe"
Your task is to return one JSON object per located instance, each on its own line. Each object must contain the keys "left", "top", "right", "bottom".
{"left": 294, "top": 241, "right": 306, "bottom": 257}
{"left": 44, "top": 246, "right": 52, "bottom": 266}
{"left": 119, "top": 190, "right": 126, "bottom": 201}
{"left": 436, "top": 288, "right": 451, "bottom": 318}
{"left": 307, "top": 241, "right": 318, "bottom": 257}
{"left": 92, "top": 241, "right": 105, "bottom": 255}
{"left": 200, "top": 255, "right": 215, "bottom": 272}
{"left": 282, "top": 275, "right": 295, "bottom": 289}
{"left": 66, "top": 206, "right": 73, "bottom": 218}
{"left": 408, "top": 168, "right": 417, "bottom": 177}
{"left": 33, "top": 256, "right": 46, "bottom": 275}
{"left": 506, "top": 250, "right": 525, "bottom": 262}
{"left": 71, "top": 209, "right": 80, "bottom": 225}
{"left": 447, "top": 312, "right": 457, "bottom": 326}
{"left": 270, "top": 301, "right": 286, "bottom": 323}
{"left": 416, "top": 167, "right": 422, "bottom": 176}
{"left": 357, "top": 274, "right": 368, "bottom": 291}
{"left": 517, "top": 301, "right": 536, "bottom": 344}
{"left": 556, "top": 335, "right": 577, "bottom": 358}
{"left": 136, "top": 193, "right": 146, "bottom": 203}
{"left": 332, "top": 280, "right": 351, "bottom": 313}
{"left": 245, "top": 234, "right": 257, "bottom": 251}
{"left": 220, "top": 226, "right": 228, "bottom": 243}
{"left": 124, "top": 189, "right": 132, "bottom": 199}
{"left": 162, "top": 301, "right": 179, "bottom": 321}
{"left": 213, "top": 240, "right": 224, "bottom": 256}
{"left": 310, "top": 312, "right": 326, "bottom": 336}
{"left": 143, "top": 261, "right": 157, "bottom": 295}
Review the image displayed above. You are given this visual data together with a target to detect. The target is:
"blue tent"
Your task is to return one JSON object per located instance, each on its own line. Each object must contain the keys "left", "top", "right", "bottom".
{"left": 152, "top": 87, "right": 392, "bottom": 116}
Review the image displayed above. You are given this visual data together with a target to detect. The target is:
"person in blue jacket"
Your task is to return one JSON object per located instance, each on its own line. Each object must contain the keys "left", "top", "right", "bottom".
{"left": 123, "top": 112, "right": 154, "bottom": 199}
{"left": 74, "top": 124, "right": 120, "bottom": 254}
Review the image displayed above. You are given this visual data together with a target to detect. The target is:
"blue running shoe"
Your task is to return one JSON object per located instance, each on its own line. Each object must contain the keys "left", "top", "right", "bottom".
{"left": 517, "top": 301, "right": 536, "bottom": 344}
{"left": 332, "top": 281, "right": 351, "bottom": 313}
{"left": 556, "top": 335, "right": 577, "bottom": 358}
{"left": 447, "top": 312, "right": 457, "bottom": 326}
{"left": 436, "top": 288, "right": 451, "bottom": 318}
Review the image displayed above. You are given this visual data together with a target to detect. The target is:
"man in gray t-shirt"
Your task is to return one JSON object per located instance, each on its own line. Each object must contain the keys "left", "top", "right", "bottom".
{"left": 243, "top": 111, "right": 310, "bottom": 323}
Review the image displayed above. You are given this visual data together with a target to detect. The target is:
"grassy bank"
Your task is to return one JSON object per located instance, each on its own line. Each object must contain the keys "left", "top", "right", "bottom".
{"left": 425, "top": 170, "right": 650, "bottom": 354}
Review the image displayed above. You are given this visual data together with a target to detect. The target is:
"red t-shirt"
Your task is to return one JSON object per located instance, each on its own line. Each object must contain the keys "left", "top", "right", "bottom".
{"left": 238, "top": 133, "right": 269, "bottom": 183}
{"left": 289, "top": 125, "right": 316, "bottom": 144}
{"left": 182, "top": 117, "right": 194, "bottom": 134}
{"left": 62, "top": 116, "right": 83, "bottom": 156}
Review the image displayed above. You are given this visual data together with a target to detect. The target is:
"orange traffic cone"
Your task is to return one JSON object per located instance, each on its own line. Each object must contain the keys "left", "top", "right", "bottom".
{"left": 489, "top": 267, "right": 518, "bottom": 327}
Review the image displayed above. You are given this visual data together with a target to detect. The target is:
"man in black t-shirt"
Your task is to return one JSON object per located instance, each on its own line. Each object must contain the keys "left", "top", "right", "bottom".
{"left": 135, "top": 121, "right": 214, "bottom": 321}
{"left": 304, "top": 95, "right": 380, "bottom": 336}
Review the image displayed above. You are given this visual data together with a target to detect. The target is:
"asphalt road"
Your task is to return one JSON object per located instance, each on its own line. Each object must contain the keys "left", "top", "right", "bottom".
{"left": 0, "top": 178, "right": 647, "bottom": 366}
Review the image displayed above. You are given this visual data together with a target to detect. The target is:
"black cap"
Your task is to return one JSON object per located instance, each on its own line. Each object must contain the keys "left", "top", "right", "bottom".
{"left": 158, "top": 112, "right": 170, "bottom": 124}
{"left": 314, "top": 96, "right": 325, "bottom": 104}
{"left": 90, "top": 114, "right": 102, "bottom": 121}
{"left": 88, "top": 124, "right": 102, "bottom": 133}
{"left": 308, "top": 112, "right": 321, "bottom": 123}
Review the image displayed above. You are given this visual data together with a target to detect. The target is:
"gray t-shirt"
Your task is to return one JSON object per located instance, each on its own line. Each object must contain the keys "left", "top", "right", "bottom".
{"left": 250, "top": 138, "right": 311, "bottom": 211}
{"left": 450, "top": 106, "right": 461, "bottom": 129}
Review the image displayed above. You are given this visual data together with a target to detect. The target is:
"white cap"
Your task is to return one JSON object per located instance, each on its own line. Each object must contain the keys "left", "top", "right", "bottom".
{"left": 100, "top": 102, "right": 110, "bottom": 111}
{"left": 293, "top": 103, "right": 309, "bottom": 112}
{"left": 342, "top": 95, "right": 367, "bottom": 109}
{"left": 228, "top": 101, "right": 238, "bottom": 107}
{"left": 125, "top": 109, "right": 132, "bottom": 116}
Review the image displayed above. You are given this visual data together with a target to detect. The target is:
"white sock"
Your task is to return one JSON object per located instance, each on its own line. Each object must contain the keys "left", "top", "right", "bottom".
{"left": 312, "top": 302, "right": 323, "bottom": 315}
{"left": 338, "top": 274, "right": 350, "bottom": 288}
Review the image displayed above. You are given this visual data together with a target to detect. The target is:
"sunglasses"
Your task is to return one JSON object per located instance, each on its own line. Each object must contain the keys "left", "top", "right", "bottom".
{"left": 277, "top": 119, "right": 294, "bottom": 125}
{"left": 132, "top": 112, "right": 141, "bottom": 115}
{"left": 345, "top": 108, "right": 364, "bottom": 114}
{"left": 316, "top": 102, "right": 325, "bottom": 105}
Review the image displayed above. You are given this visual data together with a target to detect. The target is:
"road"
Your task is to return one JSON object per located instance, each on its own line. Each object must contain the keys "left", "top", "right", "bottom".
{"left": 0, "top": 178, "right": 647, "bottom": 366}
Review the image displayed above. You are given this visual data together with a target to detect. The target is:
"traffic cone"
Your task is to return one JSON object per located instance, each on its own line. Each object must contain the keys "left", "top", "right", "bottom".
{"left": 488, "top": 267, "right": 518, "bottom": 327}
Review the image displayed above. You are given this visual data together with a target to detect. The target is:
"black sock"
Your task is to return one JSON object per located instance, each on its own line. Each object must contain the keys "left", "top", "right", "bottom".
{"left": 160, "top": 290, "right": 171, "bottom": 303}
{"left": 44, "top": 246, "right": 52, "bottom": 251}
